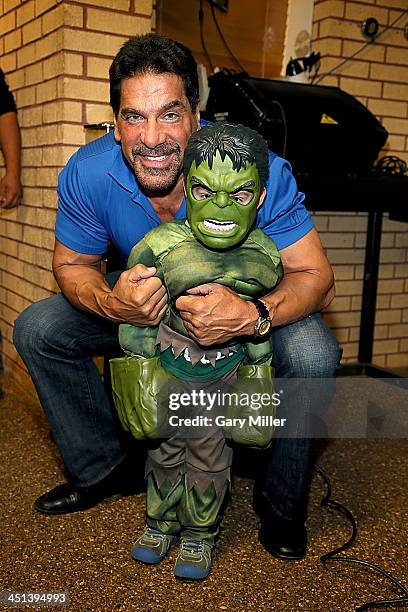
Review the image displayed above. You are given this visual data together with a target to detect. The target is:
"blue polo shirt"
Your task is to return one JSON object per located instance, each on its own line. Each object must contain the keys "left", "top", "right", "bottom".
{"left": 55, "top": 130, "right": 313, "bottom": 263}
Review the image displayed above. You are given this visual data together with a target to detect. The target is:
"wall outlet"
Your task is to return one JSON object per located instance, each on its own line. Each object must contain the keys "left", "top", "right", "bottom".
{"left": 207, "top": 0, "right": 228, "bottom": 12}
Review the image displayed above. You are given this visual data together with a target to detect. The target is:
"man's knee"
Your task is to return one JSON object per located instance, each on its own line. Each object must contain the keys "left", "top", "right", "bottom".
{"left": 13, "top": 297, "right": 64, "bottom": 358}
{"left": 273, "top": 314, "right": 342, "bottom": 378}
{"left": 14, "top": 301, "right": 46, "bottom": 357}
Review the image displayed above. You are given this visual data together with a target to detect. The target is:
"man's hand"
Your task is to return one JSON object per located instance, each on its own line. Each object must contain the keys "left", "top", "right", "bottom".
{"left": 106, "top": 264, "right": 168, "bottom": 325}
{"left": 176, "top": 283, "right": 257, "bottom": 347}
{"left": 0, "top": 172, "right": 22, "bottom": 209}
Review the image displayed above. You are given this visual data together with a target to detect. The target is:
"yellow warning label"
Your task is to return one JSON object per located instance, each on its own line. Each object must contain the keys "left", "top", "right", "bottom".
{"left": 321, "top": 113, "right": 338, "bottom": 124}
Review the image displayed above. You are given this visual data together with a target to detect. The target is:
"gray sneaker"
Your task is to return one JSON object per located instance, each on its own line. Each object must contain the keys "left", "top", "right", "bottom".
{"left": 131, "top": 527, "right": 179, "bottom": 564}
{"left": 174, "top": 539, "right": 214, "bottom": 580}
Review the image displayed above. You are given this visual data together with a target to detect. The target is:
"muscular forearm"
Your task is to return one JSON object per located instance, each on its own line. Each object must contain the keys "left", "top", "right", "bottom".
{"left": 52, "top": 240, "right": 167, "bottom": 325}
{"left": 176, "top": 229, "right": 335, "bottom": 345}
{"left": 54, "top": 262, "right": 116, "bottom": 320}
{"left": 261, "top": 269, "right": 335, "bottom": 328}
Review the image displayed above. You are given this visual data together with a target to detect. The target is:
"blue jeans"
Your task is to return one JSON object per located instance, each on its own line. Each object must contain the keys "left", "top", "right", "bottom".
{"left": 13, "top": 284, "right": 341, "bottom": 518}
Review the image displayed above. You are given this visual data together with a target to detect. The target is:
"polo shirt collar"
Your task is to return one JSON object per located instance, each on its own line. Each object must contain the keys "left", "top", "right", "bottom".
{"left": 108, "top": 143, "right": 137, "bottom": 193}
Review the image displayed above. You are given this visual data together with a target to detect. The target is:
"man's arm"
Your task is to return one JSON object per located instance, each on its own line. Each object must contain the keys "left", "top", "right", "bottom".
{"left": 0, "top": 111, "right": 22, "bottom": 209}
{"left": 260, "top": 227, "right": 335, "bottom": 326}
{"left": 175, "top": 228, "right": 335, "bottom": 346}
{"left": 52, "top": 239, "right": 168, "bottom": 325}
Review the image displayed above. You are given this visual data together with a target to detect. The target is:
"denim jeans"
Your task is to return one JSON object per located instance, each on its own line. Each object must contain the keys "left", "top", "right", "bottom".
{"left": 13, "top": 282, "right": 341, "bottom": 518}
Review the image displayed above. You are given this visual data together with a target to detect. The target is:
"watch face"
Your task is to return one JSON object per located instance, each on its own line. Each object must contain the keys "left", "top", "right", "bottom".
{"left": 258, "top": 319, "right": 271, "bottom": 336}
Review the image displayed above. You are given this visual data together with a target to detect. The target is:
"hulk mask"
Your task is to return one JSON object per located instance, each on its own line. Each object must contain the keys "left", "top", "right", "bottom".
{"left": 186, "top": 153, "right": 264, "bottom": 250}
{"left": 183, "top": 122, "right": 269, "bottom": 250}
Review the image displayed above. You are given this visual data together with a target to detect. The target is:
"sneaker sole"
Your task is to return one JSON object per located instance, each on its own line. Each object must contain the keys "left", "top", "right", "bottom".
{"left": 174, "top": 568, "right": 210, "bottom": 581}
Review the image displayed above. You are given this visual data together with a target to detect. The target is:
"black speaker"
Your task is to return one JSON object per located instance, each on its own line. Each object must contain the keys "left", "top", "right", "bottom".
{"left": 205, "top": 70, "right": 388, "bottom": 176}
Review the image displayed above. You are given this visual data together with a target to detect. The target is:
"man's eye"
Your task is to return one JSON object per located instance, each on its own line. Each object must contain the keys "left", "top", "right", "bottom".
{"left": 126, "top": 114, "right": 143, "bottom": 123}
{"left": 191, "top": 186, "right": 213, "bottom": 200}
{"left": 231, "top": 190, "right": 253, "bottom": 205}
{"left": 163, "top": 112, "right": 179, "bottom": 121}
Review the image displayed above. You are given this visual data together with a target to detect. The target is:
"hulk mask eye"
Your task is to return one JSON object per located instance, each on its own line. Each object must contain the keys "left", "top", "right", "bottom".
{"left": 230, "top": 189, "right": 254, "bottom": 206}
{"left": 191, "top": 184, "right": 214, "bottom": 200}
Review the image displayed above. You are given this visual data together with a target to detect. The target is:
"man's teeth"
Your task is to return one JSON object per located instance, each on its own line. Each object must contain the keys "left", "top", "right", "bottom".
{"left": 144, "top": 155, "right": 168, "bottom": 161}
{"left": 203, "top": 219, "right": 237, "bottom": 232}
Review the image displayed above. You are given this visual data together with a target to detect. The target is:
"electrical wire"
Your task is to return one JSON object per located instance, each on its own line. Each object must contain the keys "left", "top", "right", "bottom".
{"left": 199, "top": 0, "right": 214, "bottom": 73}
{"left": 268, "top": 99, "right": 288, "bottom": 159}
{"left": 209, "top": 1, "right": 246, "bottom": 73}
{"left": 315, "top": 464, "right": 408, "bottom": 611}
{"left": 373, "top": 156, "right": 407, "bottom": 176}
{"left": 314, "top": 8, "right": 408, "bottom": 84}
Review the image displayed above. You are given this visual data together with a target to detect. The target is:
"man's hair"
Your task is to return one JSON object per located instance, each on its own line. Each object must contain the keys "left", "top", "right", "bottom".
{"left": 183, "top": 122, "right": 269, "bottom": 187}
{"left": 109, "top": 34, "right": 199, "bottom": 116}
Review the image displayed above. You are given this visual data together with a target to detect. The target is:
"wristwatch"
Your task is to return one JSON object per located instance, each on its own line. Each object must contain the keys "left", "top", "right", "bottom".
{"left": 253, "top": 298, "right": 272, "bottom": 338}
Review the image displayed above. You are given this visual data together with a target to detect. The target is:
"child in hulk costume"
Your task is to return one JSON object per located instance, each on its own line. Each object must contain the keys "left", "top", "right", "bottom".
{"left": 110, "top": 122, "right": 282, "bottom": 580}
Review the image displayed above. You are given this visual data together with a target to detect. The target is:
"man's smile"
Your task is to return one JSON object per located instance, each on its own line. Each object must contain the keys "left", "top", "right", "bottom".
{"left": 137, "top": 151, "right": 176, "bottom": 169}
{"left": 144, "top": 155, "right": 168, "bottom": 161}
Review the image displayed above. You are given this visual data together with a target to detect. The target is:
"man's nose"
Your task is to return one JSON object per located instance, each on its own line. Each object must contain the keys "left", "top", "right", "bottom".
{"left": 140, "top": 119, "right": 164, "bottom": 149}
{"left": 214, "top": 192, "right": 232, "bottom": 207}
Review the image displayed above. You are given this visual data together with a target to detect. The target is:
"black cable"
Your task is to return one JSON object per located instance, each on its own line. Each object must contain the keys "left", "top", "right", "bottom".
{"left": 216, "top": 70, "right": 288, "bottom": 158}
{"left": 373, "top": 156, "right": 407, "bottom": 177}
{"left": 315, "top": 464, "right": 408, "bottom": 610}
{"left": 269, "top": 100, "right": 288, "bottom": 159}
{"left": 310, "top": 57, "right": 322, "bottom": 84}
{"left": 199, "top": 0, "right": 214, "bottom": 73}
{"left": 314, "top": 8, "right": 408, "bottom": 84}
{"left": 209, "top": 1, "right": 246, "bottom": 73}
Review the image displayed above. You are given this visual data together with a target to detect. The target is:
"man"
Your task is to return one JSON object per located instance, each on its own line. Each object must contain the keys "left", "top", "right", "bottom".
{"left": 0, "top": 68, "right": 22, "bottom": 398}
{"left": 13, "top": 34, "right": 341, "bottom": 561}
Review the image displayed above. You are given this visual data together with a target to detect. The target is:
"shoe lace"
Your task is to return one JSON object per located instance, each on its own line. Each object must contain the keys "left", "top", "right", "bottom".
{"left": 181, "top": 539, "right": 205, "bottom": 558}
{"left": 142, "top": 528, "right": 164, "bottom": 543}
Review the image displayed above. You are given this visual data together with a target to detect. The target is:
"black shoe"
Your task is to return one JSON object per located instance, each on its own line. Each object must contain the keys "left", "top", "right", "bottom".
{"left": 254, "top": 484, "right": 307, "bottom": 560}
{"left": 33, "top": 461, "right": 143, "bottom": 515}
{"left": 258, "top": 514, "right": 307, "bottom": 560}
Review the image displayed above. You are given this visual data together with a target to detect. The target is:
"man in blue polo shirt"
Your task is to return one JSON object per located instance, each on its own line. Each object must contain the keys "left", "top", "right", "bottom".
{"left": 14, "top": 34, "right": 341, "bottom": 561}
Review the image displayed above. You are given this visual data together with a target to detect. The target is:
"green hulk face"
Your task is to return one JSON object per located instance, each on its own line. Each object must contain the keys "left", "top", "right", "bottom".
{"left": 185, "top": 152, "right": 266, "bottom": 250}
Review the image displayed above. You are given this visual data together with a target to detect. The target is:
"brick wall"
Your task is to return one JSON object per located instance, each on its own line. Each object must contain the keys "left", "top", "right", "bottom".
{"left": 311, "top": 0, "right": 408, "bottom": 368}
{"left": 1, "top": 0, "right": 406, "bottom": 379}
{"left": 0, "top": 0, "right": 153, "bottom": 383}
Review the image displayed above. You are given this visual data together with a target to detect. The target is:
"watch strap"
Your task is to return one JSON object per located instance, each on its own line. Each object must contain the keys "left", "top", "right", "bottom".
{"left": 253, "top": 298, "right": 269, "bottom": 320}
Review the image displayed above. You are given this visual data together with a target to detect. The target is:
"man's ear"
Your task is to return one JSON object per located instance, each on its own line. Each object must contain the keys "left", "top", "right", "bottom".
{"left": 113, "top": 116, "right": 121, "bottom": 142}
{"left": 257, "top": 187, "right": 267, "bottom": 209}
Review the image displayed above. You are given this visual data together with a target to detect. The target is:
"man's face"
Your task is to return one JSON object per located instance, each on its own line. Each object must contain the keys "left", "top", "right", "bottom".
{"left": 185, "top": 152, "right": 266, "bottom": 249}
{"left": 114, "top": 72, "right": 200, "bottom": 194}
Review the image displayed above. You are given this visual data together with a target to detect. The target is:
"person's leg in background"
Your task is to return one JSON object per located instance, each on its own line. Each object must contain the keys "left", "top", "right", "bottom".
{"left": 254, "top": 312, "right": 342, "bottom": 559}
{"left": 13, "top": 273, "right": 144, "bottom": 515}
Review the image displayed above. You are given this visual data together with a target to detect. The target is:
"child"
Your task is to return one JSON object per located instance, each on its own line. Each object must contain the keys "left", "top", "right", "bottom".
{"left": 110, "top": 122, "right": 282, "bottom": 579}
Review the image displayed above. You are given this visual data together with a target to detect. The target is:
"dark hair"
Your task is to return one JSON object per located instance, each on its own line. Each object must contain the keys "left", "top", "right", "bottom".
{"left": 183, "top": 122, "right": 269, "bottom": 187}
{"left": 109, "top": 34, "right": 199, "bottom": 116}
